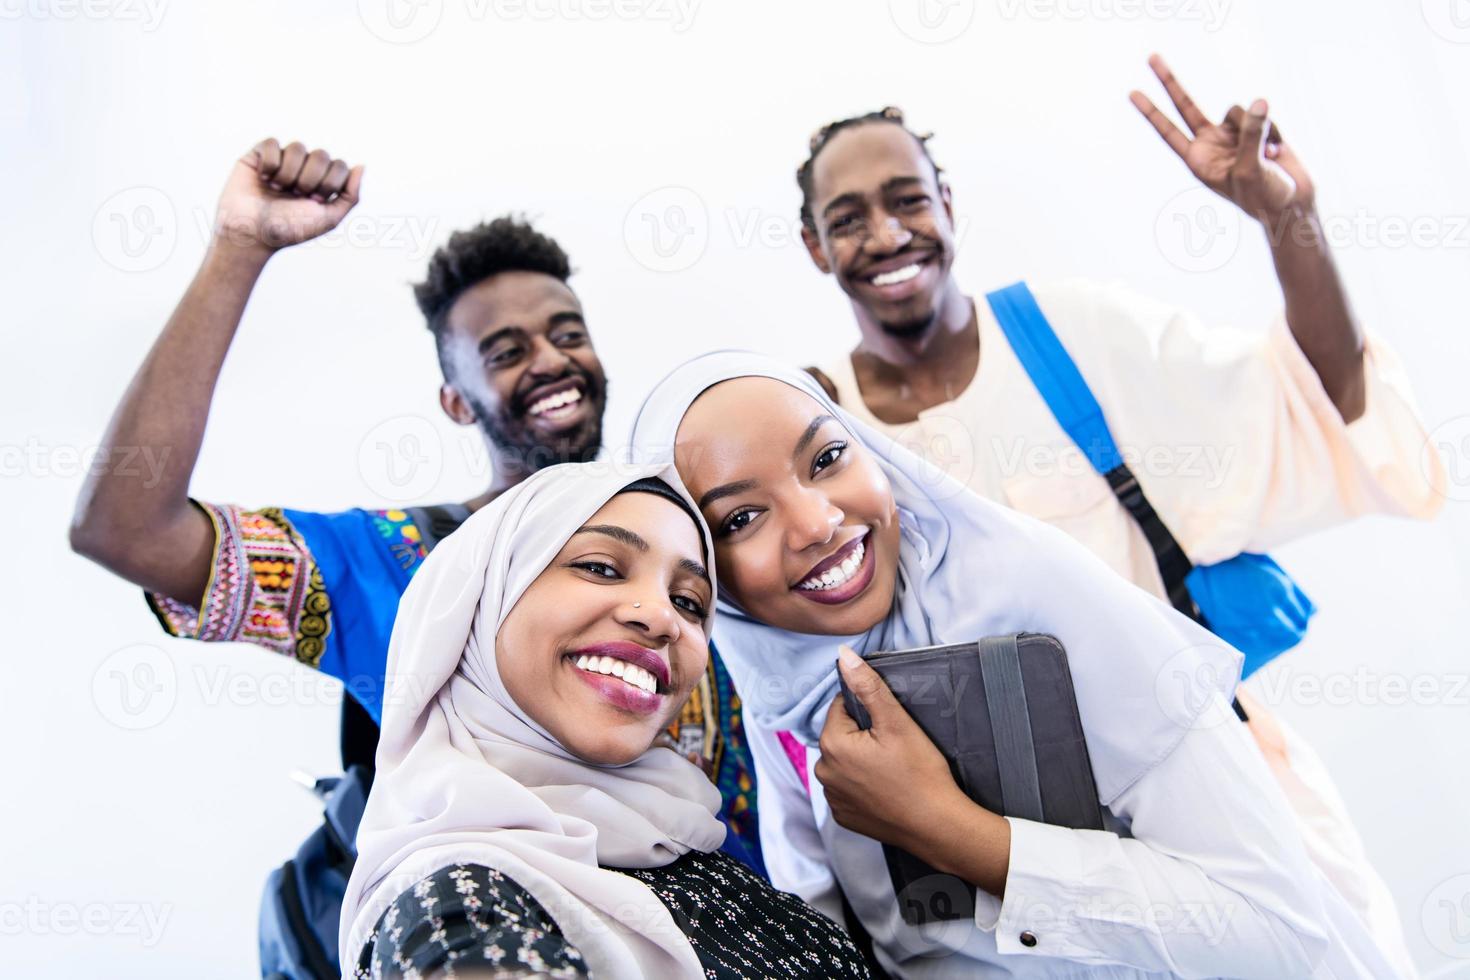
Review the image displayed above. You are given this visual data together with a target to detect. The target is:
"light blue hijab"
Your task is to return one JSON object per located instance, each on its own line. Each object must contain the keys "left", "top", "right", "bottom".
{"left": 627, "top": 351, "right": 1241, "bottom": 805}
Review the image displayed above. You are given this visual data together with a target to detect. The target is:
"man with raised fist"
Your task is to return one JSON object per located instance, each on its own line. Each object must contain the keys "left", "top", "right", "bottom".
{"left": 70, "top": 138, "right": 762, "bottom": 976}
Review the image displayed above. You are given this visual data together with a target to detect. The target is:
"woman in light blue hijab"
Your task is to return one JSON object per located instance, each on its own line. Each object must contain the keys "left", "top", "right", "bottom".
{"left": 626, "top": 350, "right": 1405, "bottom": 979}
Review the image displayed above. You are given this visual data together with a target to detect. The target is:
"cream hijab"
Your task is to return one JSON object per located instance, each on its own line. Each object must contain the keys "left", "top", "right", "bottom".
{"left": 339, "top": 461, "right": 726, "bottom": 979}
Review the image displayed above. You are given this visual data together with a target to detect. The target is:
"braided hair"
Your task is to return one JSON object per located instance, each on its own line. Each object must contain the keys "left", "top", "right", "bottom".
{"left": 796, "top": 106, "right": 944, "bottom": 231}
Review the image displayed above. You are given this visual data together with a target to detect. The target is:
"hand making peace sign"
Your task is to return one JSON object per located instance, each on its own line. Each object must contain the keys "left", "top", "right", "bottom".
{"left": 1130, "top": 54, "right": 1315, "bottom": 226}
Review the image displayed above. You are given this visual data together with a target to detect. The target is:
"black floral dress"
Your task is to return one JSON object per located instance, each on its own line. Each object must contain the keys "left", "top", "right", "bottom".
{"left": 354, "top": 849, "right": 874, "bottom": 979}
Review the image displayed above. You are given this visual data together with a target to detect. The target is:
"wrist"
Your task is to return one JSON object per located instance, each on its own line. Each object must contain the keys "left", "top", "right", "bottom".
{"left": 1260, "top": 202, "right": 1323, "bottom": 251}
{"left": 205, "top": 234, "right": 275, "bottom": 275}
{"left": 903, "top": 786, "right": 1010, "bottom": 886}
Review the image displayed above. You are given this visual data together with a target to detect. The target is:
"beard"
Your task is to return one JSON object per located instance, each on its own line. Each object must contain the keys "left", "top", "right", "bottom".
{"left": 469, "top": 374, "right": 606, "bottom": 475}
{"left": 877, "top": 308, "right": 938, "bottom": 338}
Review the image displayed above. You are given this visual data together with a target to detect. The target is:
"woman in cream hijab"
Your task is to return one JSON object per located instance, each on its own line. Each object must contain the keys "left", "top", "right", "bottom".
{"left": 339, "top": 460, "right": 872, "bottom": 979}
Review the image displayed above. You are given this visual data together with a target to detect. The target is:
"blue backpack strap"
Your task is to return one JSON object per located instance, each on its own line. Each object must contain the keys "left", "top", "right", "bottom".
{"left": 985, "top": 282, "right": 1201, "bottom": 624}
{"left": 984, "top": 282, "right": 1124, "bottom": 474}
{"left": 984, "top": 283, "right": 1309, "bottom": 683}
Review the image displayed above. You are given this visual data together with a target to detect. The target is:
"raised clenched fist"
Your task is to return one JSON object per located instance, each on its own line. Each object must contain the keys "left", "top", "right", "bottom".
{"left": 212, "top": 138, "right": 364, "bottom": 256}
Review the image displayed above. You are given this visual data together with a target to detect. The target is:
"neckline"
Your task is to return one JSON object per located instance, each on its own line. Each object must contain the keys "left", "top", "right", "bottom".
{"left": 842, "top": 298, "right": 990, "bottom": 424}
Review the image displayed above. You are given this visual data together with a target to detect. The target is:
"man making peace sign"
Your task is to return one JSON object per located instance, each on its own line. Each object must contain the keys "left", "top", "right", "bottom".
{"left": 782, "top": 56, "right": 1441, "bottom": 974}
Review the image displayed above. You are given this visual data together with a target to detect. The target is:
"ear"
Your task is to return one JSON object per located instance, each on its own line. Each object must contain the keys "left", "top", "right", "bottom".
{"left": 801, "top": 225, "right": 832, "bottom": 275}
{"left": 803, "top": 366, "right": 841, "bottom": 403}
{"left": 440, "top": 382, "right": 478, "bottom": 426}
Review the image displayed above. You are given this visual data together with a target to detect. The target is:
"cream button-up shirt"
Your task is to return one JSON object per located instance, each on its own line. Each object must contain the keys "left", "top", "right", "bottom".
{"left": 821, "top": 278, "right": 1443, "bottom": 594}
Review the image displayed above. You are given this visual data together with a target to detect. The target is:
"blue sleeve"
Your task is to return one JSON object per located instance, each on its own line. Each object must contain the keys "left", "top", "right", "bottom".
{"left": 282, "top": 508, "right": 418, "bottom": 723}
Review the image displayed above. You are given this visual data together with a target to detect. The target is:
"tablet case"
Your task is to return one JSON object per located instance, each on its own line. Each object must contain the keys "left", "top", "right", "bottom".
{"left": 838, "top": 633, "right": 1104, "bottom": 925}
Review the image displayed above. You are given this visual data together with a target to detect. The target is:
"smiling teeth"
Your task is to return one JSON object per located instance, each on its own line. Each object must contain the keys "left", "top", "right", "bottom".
{"left": 798, "top": 539, "right": 866, "bottom": 592}
{"left": 528, "top": 388, "right": 583, "bottom": 417}
{"left": 870, "top": 264, "right": 921, "bottom": 287}
{"left": 575, "top": 654, "right": 658, "bottom": 694}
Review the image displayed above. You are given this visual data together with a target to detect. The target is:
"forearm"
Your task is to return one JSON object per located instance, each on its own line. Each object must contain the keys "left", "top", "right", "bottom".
{"left": 903, "top": 786, "right": 1011, "bottom": 898}
{"left": 70, "top": 239, "right": 271, "bottom": 596}
{"left": 1267, "top": 205, "right": 1366, "bottom": 423}
{"left": 918, "top": 708, "right": 1329, "bottom": 975}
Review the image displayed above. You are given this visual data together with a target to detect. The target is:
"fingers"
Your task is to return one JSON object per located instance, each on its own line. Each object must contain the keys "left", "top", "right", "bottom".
{"left": 1233, "top": 98, "right": 1270, "bottom": 173}
{"left": 1147, "top": 52, "right": 1211, "bottom": 135}
{"left": 317, "top": 158, "right": 350, "bottom": 201}
{"left": 1223, "top": 103, "right": 1284, "bottom": 160}
{"left": 1263, "top": 118, "right": 1285, "bottom": 159}
{"left": 275, "top": 141, "right": 308, "bottom": 191}
{"left": 835, "top": 646, "right": 904, "bottom": 728}
{"left": 822, "top": 687, "right": 859, "bottom": 740}
{"left": 1222, "top": 104, "right": 1244, "bottom": 135}
{"left": 247, "top": 138, "right": 361, "bottom": 203}
{"left": 322, "top": 164, "right": 365, "bottom": 223}
{"left": 340, "top": 164, "right": 365, "bottom": 206}
{"left": 248, "top": 137, "right": 282, "bottom": 181}
{"left": 296, "top": 148, "right": 331, "bottom": 198}
{"left": 1128, "top": 90, "right": 1191, "bottom": 161}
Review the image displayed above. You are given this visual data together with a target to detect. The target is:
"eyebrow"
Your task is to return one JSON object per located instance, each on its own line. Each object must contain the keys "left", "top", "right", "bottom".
{"left": 793, "top": 414, "right": 836, "bottom": 462}
{"left": 881, "top": 175, "right": 926, "bottom": 194}
{"left": 477, "top": 326, "right": 523, "bottom": 356}
{"left": 820, "top": 191, "right": 865, "bottom": 222}
{"left": 547, "top": 311, "right": 586, "bottom": 330}
{"left": 678, "top": 557, "right": 712, "bottom": 587}
{"left": 697, "top": 479, "right": 758, "bottom": 513}
{"left": 819, "top": 176, "right": 928, "bottom": 222}
{"left": 571, "top": 524, "right": 712, "bottom": 586}
{"left": 572, "top": 524, "right": 647, "bottom": 551}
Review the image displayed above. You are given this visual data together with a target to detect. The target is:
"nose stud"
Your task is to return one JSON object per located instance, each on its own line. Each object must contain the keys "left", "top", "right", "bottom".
{"left": 632, "top": 602, "right": 641, "bottom": 608}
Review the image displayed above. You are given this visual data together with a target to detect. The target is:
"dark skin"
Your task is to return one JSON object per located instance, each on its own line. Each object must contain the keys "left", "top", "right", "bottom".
{"left": 438, "top": 271, "right": 607, "bottom": 504}
{"left": 800, "top": 125, "right": 977, "bottom": 425}
{"left": 821, "top": 647, "right": 1011, "bottom": 896}
{"left": 804, "top": 55, "right": 1372, "bottom": 888}
{"left": 69, "top": 137, "right": 606, "bottom": 605}
{"left": 672, "top": 379, "right": 1010, "bottom": 895}
{"left": 803, "top": 54, "right": 1367, "bottom": 426}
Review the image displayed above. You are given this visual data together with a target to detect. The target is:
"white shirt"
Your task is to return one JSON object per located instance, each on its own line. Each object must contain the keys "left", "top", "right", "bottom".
{"left": 750, "top": 694, "right": 1399, "bottom": 978}
{"left": 768, "top": 278, "right": 1439, "bottom": 976}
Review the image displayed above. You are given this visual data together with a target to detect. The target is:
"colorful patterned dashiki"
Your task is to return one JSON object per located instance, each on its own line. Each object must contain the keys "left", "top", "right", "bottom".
{"left": 144, "top": 500, "right": 764, "bottom": 875}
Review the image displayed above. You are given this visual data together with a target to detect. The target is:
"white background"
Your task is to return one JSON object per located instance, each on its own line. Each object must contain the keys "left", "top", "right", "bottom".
{"left": 5, "top": 0, "right": 1470, "bottom": 975}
